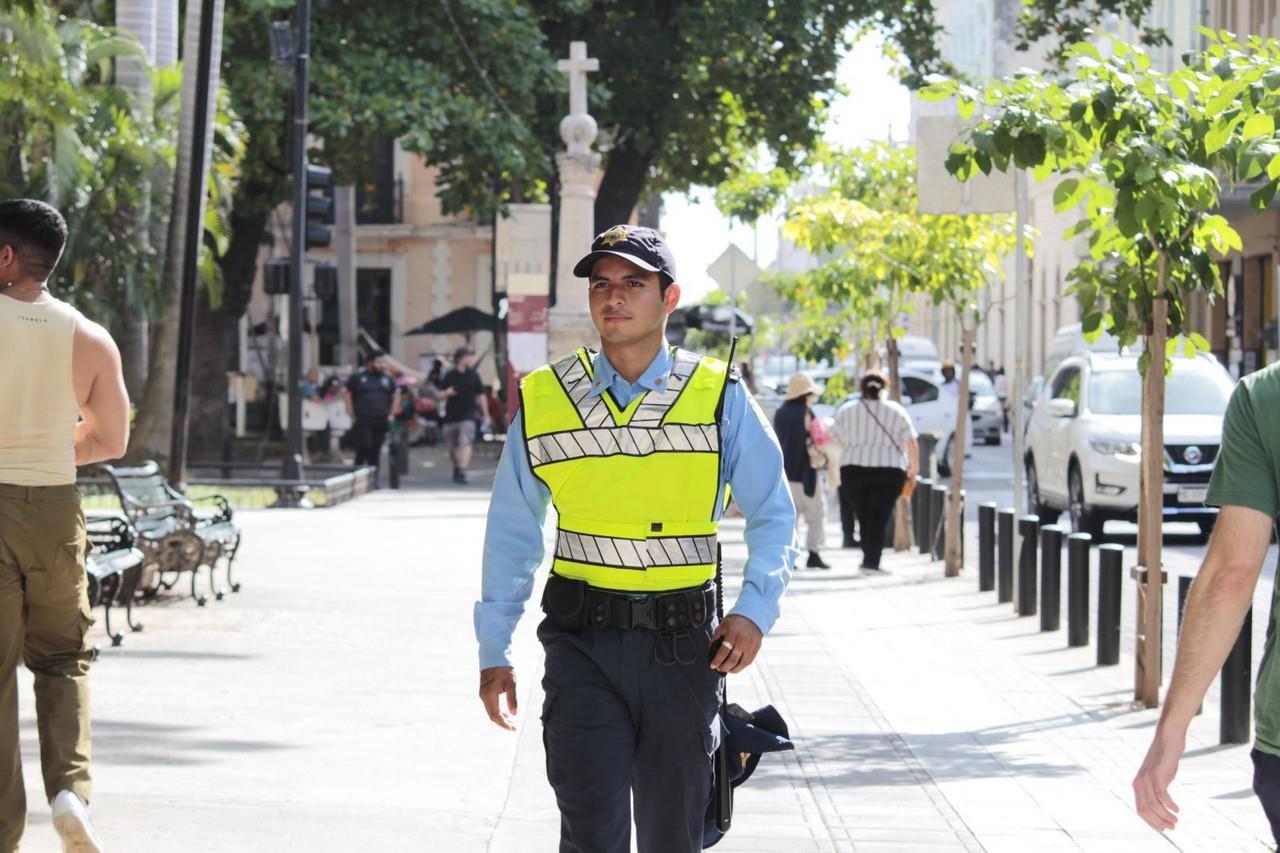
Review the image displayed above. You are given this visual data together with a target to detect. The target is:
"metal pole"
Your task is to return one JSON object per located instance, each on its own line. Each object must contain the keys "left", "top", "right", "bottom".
{"left": 167, "top": 0, "right": 218, "bottom": 489}
{"left": 1098, "top": 544, "right": 1123, "bottom": 666}
{"left": 1016, "top": 515, "right": 1039, "bottom": 616}
{"left": 1011, "top": 168, "right": 1028, "bottom": 599}
{"left": 282, "top": 0, "right": 311, "bottom": 484}
{"left": 1221, "top": 607, "right": 1253, "bottom": 744}
{"left": 978, "top": 502, "right": 997, "bottom": 592}
{"left": 1067, "top": 532, "right": 1091, "bottom": 647}
{"left": 1039, "top": 525, "right": 1064, "bottom": 631}
{"left": 917, "top": 478, "right": 934, "bottom": 556}
{"left": 997, "top": 507, "right": 1015, "bottom": 604}
{"left": 930, "top": 485, "right": 947, "bottom": 561}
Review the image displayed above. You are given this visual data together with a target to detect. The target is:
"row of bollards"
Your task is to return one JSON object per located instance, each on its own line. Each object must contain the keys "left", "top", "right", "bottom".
{"left": 975, "top": 501, "right": 1252, "bottom": 745}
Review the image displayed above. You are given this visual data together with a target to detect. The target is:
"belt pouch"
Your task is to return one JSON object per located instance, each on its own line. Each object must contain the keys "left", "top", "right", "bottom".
{"left": 541, "top": 574, "right": 589, "bottom": 629}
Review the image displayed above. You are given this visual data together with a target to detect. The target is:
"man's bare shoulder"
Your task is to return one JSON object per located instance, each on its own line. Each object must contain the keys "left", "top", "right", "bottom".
{"left": 73, "top": 314, "right": 122, "bottom": 364}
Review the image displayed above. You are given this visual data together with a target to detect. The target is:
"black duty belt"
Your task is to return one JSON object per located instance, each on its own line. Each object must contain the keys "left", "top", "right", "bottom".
{"left": 541, "top": 572, "right": 714, "bottom": 632}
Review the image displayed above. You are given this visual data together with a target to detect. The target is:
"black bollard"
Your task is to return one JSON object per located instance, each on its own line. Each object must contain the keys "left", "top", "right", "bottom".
{"left": 1097, "top": 544, "right": 1123, "bottom": 666}
{"left": 1040, "top": 525, "right": 1065, "bottom": 631}
{"left": 997, "top": 508, "right": 1015, "bottom": 604}
{"left": 1016, "top": 515, "right": 1039, "bottom": 616}
{"left": 1067, "top": 533, "right": 1092, "bottom": 647}
{"left": 916, "top": 478, "right": 933, "bottom": 555}
{"left": 1176, "top": 575, "right": 1203, "bottom": 716}
{"left": 1221, "top": 607, "right": 1254, "bottom": 744}
{"left": 930, "top": 485, "right": 947, "bottom": 561}
{"left": 388, "top": 436, "right": 401, "bottom": 490}
{"left": 978, "top": 503, "right": 997, "bottom": 592}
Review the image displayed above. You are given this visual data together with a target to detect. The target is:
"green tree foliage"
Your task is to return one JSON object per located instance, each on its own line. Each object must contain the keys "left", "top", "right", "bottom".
{"left": 924, "top": 33, "right": 1280, "bottom": 686}
{"left": 924, "top": 34, "right": 1280, "bottom": 369}
{"left": 0, "top": 4, "right": 160, "bottom": 323}
{"left": 771, "top": 143, "right": 1016, "bottom": 371}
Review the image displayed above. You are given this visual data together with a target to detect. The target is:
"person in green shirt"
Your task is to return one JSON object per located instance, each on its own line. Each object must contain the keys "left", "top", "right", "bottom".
{"left": 1134, "top": 360, "right": 1280, "bottom": 839}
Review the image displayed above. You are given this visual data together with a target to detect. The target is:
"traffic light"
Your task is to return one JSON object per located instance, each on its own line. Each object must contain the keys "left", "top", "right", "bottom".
{"left": 305, "top": 164, "right": 333, "bottom": 248}
{"left": 313, "top": 262, "right": 337, "bottom": 301}
{"left": 263, "top": 257, "right": 290, "bottom": 294}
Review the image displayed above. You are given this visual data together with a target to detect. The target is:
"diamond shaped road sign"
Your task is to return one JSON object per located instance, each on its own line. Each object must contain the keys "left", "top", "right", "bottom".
{"left": 707, "top": 244, "right": 761, "bottom": 294}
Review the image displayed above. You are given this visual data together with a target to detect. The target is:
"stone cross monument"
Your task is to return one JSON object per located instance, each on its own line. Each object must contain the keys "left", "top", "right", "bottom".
{"left": 548, "top": 41, "right": 602, "bottom": 357}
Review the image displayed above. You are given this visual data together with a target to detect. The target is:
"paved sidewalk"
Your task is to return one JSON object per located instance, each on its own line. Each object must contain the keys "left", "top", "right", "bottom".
{"left": 11, "top": 448, "right": 1275, "bottom": 851}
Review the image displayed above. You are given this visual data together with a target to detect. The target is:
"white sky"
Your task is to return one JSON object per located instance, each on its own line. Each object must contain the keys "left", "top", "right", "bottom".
{"left": 662, "top": 34, "right": 911, "bottom": 303}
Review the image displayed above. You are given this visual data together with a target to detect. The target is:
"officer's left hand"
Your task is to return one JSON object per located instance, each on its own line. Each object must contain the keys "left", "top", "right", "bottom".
{"left": 709, "top": 615, "right": 763, "bottom": 674}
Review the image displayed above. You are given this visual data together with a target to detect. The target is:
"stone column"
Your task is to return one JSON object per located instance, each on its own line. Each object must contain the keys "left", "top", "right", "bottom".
{"left": 547, "top": 41, "right": 602, "bottom": 357}
{"left": 548, "top": 150, "right": 601, "bottom": 356}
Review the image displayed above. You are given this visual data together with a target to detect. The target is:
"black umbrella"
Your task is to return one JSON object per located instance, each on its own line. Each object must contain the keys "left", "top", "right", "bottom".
{"left": 405, "top": 305, "right": 498, "bottom": 336}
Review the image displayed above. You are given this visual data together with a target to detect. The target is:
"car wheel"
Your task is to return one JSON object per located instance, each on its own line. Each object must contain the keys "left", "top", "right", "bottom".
{"left": 1026, "top": 459, "right": 1060, "bottom": 523}
{"left": 1069, "top": 465, "right": 1104, "bottom": 539}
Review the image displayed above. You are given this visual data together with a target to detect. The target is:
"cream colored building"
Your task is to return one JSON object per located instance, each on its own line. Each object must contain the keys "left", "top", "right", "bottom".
{"left": 244, "top": 139, "right": 501, "bottom": 385}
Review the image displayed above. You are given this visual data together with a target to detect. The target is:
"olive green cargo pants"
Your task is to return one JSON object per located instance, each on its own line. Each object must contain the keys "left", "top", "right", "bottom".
{"left": 0, "top": 484, "right": 93, "bottom": 853}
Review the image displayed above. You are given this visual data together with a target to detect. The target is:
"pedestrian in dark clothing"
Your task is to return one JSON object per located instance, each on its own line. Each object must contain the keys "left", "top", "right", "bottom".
{"left": 773, "top": 373, "right": 830, "bottom": 569}
{"left": 438, "top": 346, "right": 486, "bottom": 483}
{"left": 830, "top": 371, "right": 919, "bottom": 570}
{"left": 344, "top": 350, "right": 400, "bottom": 482}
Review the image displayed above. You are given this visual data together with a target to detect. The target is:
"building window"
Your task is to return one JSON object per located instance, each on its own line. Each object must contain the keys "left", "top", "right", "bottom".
{"left": 356, "top": 138, "right": 402, "bottom": 224}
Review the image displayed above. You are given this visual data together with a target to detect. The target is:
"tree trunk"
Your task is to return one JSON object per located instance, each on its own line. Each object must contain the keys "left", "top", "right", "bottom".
{"left": 114, "top": 0, "right": 156, "bottom": 402}
{"left": 594, "top": 141, "right": 654, "bottom": 232}
{"left": 184, "top": 197, "right": 273, "bottom": 458}
{"left": 888, "top": 335, "right": 913, "bottom": 551}
{"left": 127, "top": 0, "right": 225, "bottom": 464}
{"left": 944, "top": 323, "right": 974, "bottom": 576}
{"left": 1135, "top": 290, "right": 1168, "bottom": 707}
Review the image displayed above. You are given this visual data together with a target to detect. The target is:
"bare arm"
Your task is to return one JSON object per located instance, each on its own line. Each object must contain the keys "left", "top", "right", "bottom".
{"left": 1133, "top": 505, "right": 1274, "bottom": 831}
{"left": 906, "top": 436, "right": 919, "bottom": 479}
{"left": 72, "top": 319, "right": 130, "bottom": 463}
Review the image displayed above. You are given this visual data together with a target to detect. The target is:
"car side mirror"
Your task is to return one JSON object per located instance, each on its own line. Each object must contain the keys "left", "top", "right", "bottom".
{"left": 1047, "top": 397, "right": 1077, "bottom": 418}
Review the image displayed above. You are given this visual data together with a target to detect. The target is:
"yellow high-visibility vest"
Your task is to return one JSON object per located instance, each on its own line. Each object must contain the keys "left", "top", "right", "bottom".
{"left": 520, "top": 346, "right": 730, "bottom": 592}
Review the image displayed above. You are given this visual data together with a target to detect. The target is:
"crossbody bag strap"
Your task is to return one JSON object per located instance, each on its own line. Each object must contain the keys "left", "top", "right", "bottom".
{"left": 863, "top": 400, "right": 905, "bottom": 458}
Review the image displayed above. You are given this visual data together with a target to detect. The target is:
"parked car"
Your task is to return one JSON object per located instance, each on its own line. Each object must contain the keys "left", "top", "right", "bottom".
{"left": 1023, "top": 351, "right": 1232, "bottom": 538}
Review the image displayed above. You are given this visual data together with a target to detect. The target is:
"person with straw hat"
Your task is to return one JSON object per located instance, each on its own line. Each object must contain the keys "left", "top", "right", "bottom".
{"left": 772, "top": 373, "right": 831, "bottom": 569}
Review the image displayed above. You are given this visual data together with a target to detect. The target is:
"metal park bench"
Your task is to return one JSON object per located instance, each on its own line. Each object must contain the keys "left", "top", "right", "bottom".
{"left": 101, "top": 461, "right": 243, "bottom": 607}
{"left": 84, "top": 515, "right": 145, "bottom": 648}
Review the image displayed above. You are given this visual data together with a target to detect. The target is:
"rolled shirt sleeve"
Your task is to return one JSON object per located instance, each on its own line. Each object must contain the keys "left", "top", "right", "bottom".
{"left": 718, "top": 381, "right": 798, "bottom": 634}
{"left": 474, "top": 410, "right": 552, "bottom": 669}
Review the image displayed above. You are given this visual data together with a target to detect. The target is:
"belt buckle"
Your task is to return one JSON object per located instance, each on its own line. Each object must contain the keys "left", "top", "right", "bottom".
{"left": 631, "top": 596, "right": 657, "bottom": 630}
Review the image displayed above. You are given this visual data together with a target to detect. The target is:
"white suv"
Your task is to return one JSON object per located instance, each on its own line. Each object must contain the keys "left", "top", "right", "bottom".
{"left": 1024, "top": 351, "right": 1234, "bottom": 538}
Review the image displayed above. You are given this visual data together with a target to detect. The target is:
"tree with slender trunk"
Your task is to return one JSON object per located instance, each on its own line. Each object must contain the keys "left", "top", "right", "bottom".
{"left": 128, "top": 0, "right": 225, "bottom": 463}
{"left": 927, "top": 32, "right": 1280, "bottom": 704}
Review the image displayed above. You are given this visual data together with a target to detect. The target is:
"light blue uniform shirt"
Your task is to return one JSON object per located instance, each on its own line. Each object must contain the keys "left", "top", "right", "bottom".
{"left": 474, "top": 343, "right": 798, "bottom": 669}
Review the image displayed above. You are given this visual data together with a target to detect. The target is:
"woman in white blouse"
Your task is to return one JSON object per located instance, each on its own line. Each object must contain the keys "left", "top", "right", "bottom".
{"left": 831, "top": 371, "right": 920, "bottom": 570}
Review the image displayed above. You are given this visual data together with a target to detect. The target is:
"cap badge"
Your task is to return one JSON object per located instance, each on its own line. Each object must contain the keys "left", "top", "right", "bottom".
{"left": 599, "top": 225, "right": 631, "bottom": 247}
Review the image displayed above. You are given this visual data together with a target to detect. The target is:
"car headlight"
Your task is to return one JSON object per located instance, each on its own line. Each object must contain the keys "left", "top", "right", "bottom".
{"left": 1089, "top": 438, "right": 1140, "bottom": 457}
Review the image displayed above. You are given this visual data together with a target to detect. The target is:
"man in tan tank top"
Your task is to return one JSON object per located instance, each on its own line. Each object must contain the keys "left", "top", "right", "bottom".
{"left": 0, "top": 200, "right": 128, "bottom": 853}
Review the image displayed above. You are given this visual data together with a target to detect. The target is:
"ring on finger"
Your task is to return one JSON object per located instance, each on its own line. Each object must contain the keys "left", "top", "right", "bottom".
{"left": 721, "top": 640, "right": 734, "bottom": 651}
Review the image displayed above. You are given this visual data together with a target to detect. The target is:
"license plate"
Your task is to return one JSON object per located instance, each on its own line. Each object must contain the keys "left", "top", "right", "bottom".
{"left": 1177, "top": 486, "right": 1208, "bottom": 505}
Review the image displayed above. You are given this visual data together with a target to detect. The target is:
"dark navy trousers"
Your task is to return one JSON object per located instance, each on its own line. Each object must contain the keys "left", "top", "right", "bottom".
{"left": 538, "top": 615, "right": 721, "bottom": 853}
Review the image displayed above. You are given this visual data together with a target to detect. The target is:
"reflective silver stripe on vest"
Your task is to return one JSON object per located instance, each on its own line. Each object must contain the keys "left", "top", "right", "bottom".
{"left": 552, "top": 348, "right": 705, "bottom": 429}
{"left": 552, "top": 351, "right": 612, "bottom": 428}
{"left": 528, "top": 423, "right": 719, "bottom": 467}
{"left": 627, "top": 349, "right": 702, "bottom": 426}
{"left": 556, "top": 530, "right": 717, "bottom": 569}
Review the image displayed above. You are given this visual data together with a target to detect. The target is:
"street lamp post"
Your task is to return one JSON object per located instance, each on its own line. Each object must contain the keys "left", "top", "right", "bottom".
{"left": 282, "top": 0, "right": 311, "bottom": 487}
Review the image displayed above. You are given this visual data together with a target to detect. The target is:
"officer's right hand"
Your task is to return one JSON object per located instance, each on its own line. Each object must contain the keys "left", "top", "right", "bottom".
{"left": 479, "top": 666, "right": 518, "bottom": 731}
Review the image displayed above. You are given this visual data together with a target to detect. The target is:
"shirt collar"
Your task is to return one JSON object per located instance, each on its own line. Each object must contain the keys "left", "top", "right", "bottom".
{"left": 589, "top": 340, "right": 675, "bottom": 396}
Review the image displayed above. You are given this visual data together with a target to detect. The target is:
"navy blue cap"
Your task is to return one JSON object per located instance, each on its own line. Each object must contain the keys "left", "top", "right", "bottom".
{"left": 572, "top": 225, "right": 677, "bottom": 284}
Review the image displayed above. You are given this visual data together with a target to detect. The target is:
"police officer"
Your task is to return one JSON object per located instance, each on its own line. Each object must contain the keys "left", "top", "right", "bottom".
{"left": 475, "top": 225, "right": 796, "bottom": 853}
{"left": 343, "top": 349, "right": 399, "bottom": 482}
